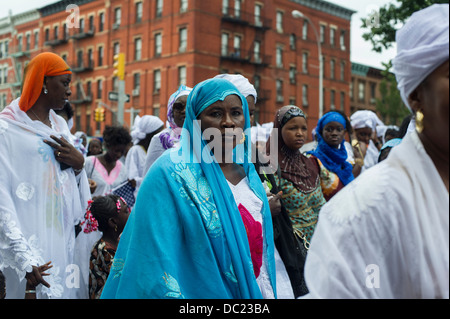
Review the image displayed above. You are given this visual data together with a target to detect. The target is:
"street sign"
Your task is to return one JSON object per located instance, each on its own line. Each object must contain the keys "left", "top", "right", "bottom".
{"left": 108, "top": 91, "right": 130, "bottom": 103}
{"left": 108, "top": 91, "right": 118, "bottom": 101}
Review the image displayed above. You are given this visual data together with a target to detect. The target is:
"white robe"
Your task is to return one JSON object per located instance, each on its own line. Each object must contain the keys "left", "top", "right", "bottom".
{"left": 124, "top": 144, "right": 147, "bottom": 198}
{"left": 303, "top": 131, "right": 449, "bottom": 298}
{"left": 0, "top": 98, "right": 95, "bottom": 299}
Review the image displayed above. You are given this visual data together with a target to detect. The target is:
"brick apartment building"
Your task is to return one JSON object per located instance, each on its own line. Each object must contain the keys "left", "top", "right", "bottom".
{"left": 0, "top": 0, "right": 354, "bottom": 137}
{"left": 350, "top": 62, "right": 383, "bottom": 114}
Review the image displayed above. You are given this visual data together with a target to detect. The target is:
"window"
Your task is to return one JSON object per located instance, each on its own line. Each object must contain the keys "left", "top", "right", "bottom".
{"left": 99, "top": 12, "right": 105, "bottom": 32}
{"left": 179, "top": 28, "right": 187, "bottom": 52}
{"left": 133, "top": 73, "right": 141, "bottom": 91}
{"left": 63, "top": 24, "right": 68, "bottom": 40}
{"left": 358, "top": 81, "right": 365, "bottom": 102}
{"left": 289, "top": 66, "right": 296, "bottom": 84}
{"left": 154, "top": 70, "right": 161, "bottom": 93}
{"left": 79, "top": 18, "right": 85, "bottom": 33}
{"left": 134, "top": 38, "right": 142, "bottom": 61}
{"left": 77, "top": 50, "right": 83, "bottom": 68}
{"left": 54, "top": 26, "right": 59, "bottom": 40}
{"left": 233, "top": 35, "right": 241, "bottom": 57}
{"left": 276, "top": 11, "right": 283, "bottom": 32}
{"left": 234, "top": 0, "right": 241, "bottom": 19}
{"left": 136, "top": 2, "right": 143, "bottom": 23}
{"left": 26, "top": 33, "right": 31, "bottom": 51}
{"left": 254, "top": 4, "right": 262, "bottom": 26}
{"left": 114, "top": 7, "right": 121, "bottom": 26}
{"left": 254, "top": 40, "right": 261, "bottom": 63}
{"left": 330, "top": 89, "right": 336, "bottom": 110}
{"left": 221, "top": 33, "right": 229, "bottom": 56}
{"left": 302, "top": 84, "right": 308, "bottom": 106}
{"left": 290, "top": 34, "right": 296, "bottom": 50}
{"left": 97, "top": 79, "right": 103, "bottom": 99}
{"left": 155, "top": 33, "right": 162, "bottom": 56}
{"left": 98, "top": 46, "right": 103, "bottom": 66}
{"left": 87, "top": 48, "right": 93, "bottom": 68}
{"left": 44, "top": 29, "right": 49, "bottom": 42}
{"left": 17, "top": 35, "right": 23, "bottom": 52}
{"left": 113, "top": 42, "right": 120, "bottom": 57}
{"left": 302, "top": 20, "right": 308, "bottom": 40}
{"left": 89, "top": 16, "right": 94, "bottom": 32}
{"left": 320, "top": 25, "right": 326, "bottom": 44}
{"left": 276, "top": 46, "right": 283, "bottom": 67}
{"left": 276, "top": 79, "right": 283, "bottom": 102}
{"left": 178, "top": 66, "right": 187, "bottom": 86}
{"left": 330, "top": 59, "right": 335, "bottom": 80}
{"left": 34, "top": 31, "right": 39, "bottom": 49}
{"left": 330, "top": 28, "right": 336, "bottom": 46}
{"left": 302, "top": 52, "right": 308, "bottom": 73}
{"left": 340, "top": 30, "right": 346, "bottom": 50}
{"left": 350, "top": 81, "right": 354, "bottom": 101}
{"left": 370, "top": 82, "right": 377, "bottom": 104}
{"left": 180, "top": 0, "right": 188, "bottom": 13}
{"left": 156, "top": 0, "right": 163, "bottom": 18}
{"left": 222, "top": 0, "right": 229, "bottom": 15}
{"left": 340, "top": 61, "right": 345, "bottom": 81}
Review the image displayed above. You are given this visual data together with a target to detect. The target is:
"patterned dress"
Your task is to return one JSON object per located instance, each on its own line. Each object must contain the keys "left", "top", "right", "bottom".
{"left": 89, "top": 239, "right": 116, "bottom": 299}
{"left": 274, "top": 175, "right": 326, "bottom": 244}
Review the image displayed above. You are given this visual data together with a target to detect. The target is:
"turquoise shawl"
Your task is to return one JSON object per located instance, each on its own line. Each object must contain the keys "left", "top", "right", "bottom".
{"left": 101, "top": 78, "right": 276, "bottom": 299}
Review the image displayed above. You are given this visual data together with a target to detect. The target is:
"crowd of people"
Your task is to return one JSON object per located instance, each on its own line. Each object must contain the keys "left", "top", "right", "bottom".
{"left": 0, "top": 4, "right": 448, "bottom": 299}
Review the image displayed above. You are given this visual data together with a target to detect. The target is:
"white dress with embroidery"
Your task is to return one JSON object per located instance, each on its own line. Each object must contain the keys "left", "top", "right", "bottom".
{"left": 227, "top": 177, "right": 295, "bottom": 299}
{"left": 0, "top": 98, "right": 95, "bottom": 299}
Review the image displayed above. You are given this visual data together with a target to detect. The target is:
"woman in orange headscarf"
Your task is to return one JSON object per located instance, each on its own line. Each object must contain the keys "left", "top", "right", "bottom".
{"left": 0, "top": 52, "right": 95, "bottom": 299}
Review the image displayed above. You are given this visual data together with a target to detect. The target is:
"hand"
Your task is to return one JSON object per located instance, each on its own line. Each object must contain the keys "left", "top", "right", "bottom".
{"left": 25, "top": 262, "right": 53, "bottom": 290}
{"left": 129, "top": 179, "right": 137, "bottom": 188}
{"left": 88, "top": 178, "right": 97, "bottom": 194}
{"left": 44, "top": 135, "right": 84, "bottom": 171}
{"left": 268, "top": 191, "right": 283, "bottom": 217}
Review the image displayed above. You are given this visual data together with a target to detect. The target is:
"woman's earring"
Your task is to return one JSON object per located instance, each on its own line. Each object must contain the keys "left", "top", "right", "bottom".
{"left": 415, "top": 110, "right": 424, "bottom": 134}
{"left": 43, "top": 88, "right": 48, "bottom": 95}
{"left": 239, "top": 132, "right": 246, "bottom": 144}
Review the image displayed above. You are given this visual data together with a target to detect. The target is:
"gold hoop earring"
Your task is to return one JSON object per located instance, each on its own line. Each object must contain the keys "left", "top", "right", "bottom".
{"left": 239, "top": 133, "right": 246, "bottom": 144}
{"left": 416, "top": 110, "right": 424, "bottom": 134}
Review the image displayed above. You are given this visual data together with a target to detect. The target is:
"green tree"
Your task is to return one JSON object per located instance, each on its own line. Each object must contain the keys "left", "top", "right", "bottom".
{"left": 361, "top": 0, "right": 448, "bottom": 125}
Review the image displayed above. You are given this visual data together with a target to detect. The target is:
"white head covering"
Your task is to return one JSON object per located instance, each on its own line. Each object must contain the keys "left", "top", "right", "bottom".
{"left": 214, "top": 74, "right": 257, "bottom": 103}
{"left": 350, "top": 110, "right": 383, "bottom": 132}
{"left": 131, "top": 115, "right": 164, "bottom": 144}
{"left": 392, "top": 4, "right": 449, "bottom": 111}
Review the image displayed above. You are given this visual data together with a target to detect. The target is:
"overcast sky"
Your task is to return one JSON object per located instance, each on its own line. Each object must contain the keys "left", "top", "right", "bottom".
{"left": 1, "top": 0, "right": 398, "bottom": 69}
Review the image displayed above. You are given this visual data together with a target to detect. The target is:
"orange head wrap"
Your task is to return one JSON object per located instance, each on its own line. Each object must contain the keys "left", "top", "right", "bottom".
{"left": 19, "top": 52, "right": 72, "bottom": 112}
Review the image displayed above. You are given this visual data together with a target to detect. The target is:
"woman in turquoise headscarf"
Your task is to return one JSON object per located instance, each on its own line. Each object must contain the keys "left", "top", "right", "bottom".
{"left": 101, "top": 78, "right": 276, "bottom": 299}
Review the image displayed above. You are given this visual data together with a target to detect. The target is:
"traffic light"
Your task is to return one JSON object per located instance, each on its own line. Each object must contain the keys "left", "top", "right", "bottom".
{"left": 94, "top": 107, "right": 105, "bottom": 122}
{"left": 99, "top": 108, "right": 105, "bottom": 122}
{"left": 113, "top": 53, "right": 125, "bottom": 80}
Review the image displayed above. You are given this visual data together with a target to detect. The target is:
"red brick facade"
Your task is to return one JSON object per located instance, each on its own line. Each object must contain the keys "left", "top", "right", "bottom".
{"left": 0, "top": 0, "right": 354, "bottom": 138}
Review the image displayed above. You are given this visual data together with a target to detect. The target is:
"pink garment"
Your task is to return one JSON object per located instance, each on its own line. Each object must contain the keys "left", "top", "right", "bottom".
{"left": 238, "top": 203, "right": 263, "bottom": 278}
{"left": 94, "top": 158, "right": 123, "bottom": 185}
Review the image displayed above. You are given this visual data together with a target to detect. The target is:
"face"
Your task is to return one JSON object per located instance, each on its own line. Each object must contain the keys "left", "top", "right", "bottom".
{"left": 198, "top": 94, "right": 245, "bottom": 152}
{"left": 88, "top": 139, "right": 103, "bottom": 155}
{"left": 355, "top": 127, "right": 372, "bottom": 145}
{"left": 44, "top": 74, "right": 72, "bottom": 110}
{"left": 173, "top": 95, "right": 188, "bottom": 128}
{"left": 105, "top": 143, "right": 129, "bottom": 162}
{"left": 246, "top": 96, "right": 256, "bottom": 126}
{"left": 281, "top": 116, "right": 308, "bottom": 151}
{"left": 410, "top": 60, "right": 449, "bottom": 155}
{"left": 322, "top": 121, "right": 346, "bottom": 148}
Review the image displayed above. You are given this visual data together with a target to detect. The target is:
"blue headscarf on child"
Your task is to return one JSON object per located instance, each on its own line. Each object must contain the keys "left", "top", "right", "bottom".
{"left": 309, "top": 112, "right": 354, "bottom": 186}
{"left": 101, "top": 78, "right": 276, "bottom": 299}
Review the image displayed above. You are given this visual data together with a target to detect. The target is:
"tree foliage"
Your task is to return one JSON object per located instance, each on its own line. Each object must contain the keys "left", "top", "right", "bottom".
{"left": 361, "top": 0, "right": 449, "bottom": 53}
{"left": 361, "top": 0, "right": 448, "bottom": 125}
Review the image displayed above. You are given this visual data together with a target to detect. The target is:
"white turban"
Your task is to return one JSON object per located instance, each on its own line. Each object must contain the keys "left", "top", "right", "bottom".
{"left": 350, "top": 110, "right": 383, "bottom": 132}
{"left": 131, "top": 115, "right": 164, "bottom": 144}
{"left": 392, "top": 4, "right": 449, "bottom": 111}
{"left": 214, "top": 74, "right": 257, "bottom": 103}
